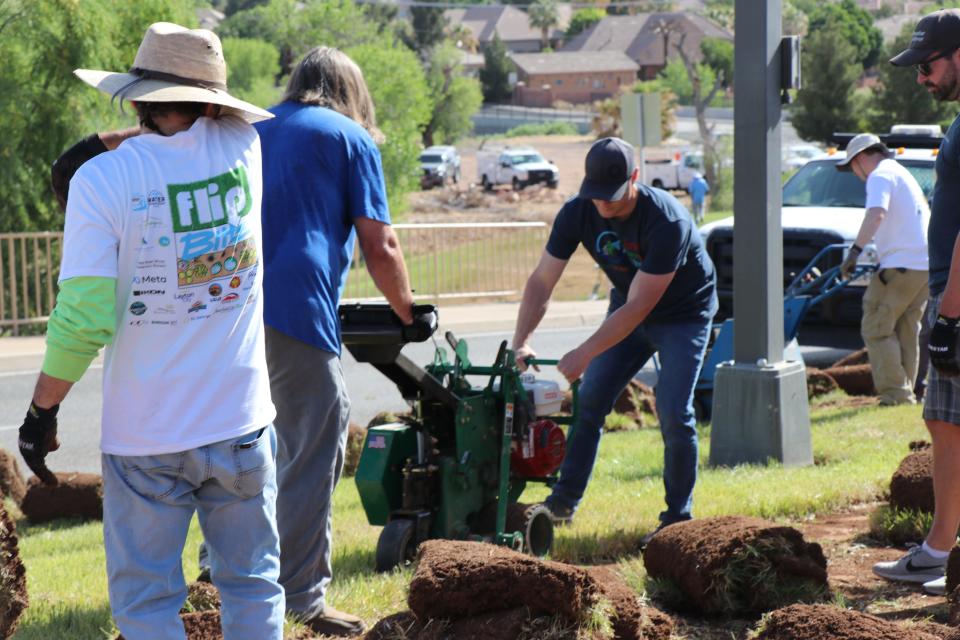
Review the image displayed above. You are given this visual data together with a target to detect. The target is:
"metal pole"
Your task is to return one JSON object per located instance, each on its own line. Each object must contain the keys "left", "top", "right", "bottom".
{"left": 709, "top": 0, "right": 812, "bottom": 468}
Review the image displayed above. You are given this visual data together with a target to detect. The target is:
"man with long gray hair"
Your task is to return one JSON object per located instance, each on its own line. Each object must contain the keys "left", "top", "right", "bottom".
{"left": 254, "top": 47, "right": 415, "bottom": 636}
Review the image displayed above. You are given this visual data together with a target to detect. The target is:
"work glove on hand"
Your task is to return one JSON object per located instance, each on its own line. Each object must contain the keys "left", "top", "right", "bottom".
{"left": 18, "top": 402, "right": 60, "bottom": 485}
{"left": 401, "top": 305, "right": 438, "bottom": 342}
{"left": 929, "top": 314, "right": 960, "bottom": 377}
{"left": 839, "top": 245, "right": 861, "bottom": 280}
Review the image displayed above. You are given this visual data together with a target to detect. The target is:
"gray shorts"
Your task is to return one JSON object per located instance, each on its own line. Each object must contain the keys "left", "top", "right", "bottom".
{"left": 923, "top": 293, "right": 960, "bottom": 424}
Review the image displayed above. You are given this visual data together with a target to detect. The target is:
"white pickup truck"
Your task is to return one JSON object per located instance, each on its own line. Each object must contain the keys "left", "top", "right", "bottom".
{"left": 699, "top": 126, "right": 939, "bottom": 344}
{"left": 643, "top": 150, "right": 703, "bottom": 191}
{"left": 477, "top": 145, "right": 559, "bottom": 191}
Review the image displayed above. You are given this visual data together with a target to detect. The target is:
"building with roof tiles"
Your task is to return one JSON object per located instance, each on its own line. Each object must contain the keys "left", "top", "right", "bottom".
{"left": 510, "top": 51, "right": 639, "bottom": 106}
{"left": 445, "top": 5, "right": 562, "bottom": 53}
{"left": 562, "top": 12, "right": 732, "bottom": 79}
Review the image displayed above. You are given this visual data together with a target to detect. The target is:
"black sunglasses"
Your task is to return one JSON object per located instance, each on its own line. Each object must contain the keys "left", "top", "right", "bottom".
{"left": 917, "top": 49, "right": 957, "bottom": 76}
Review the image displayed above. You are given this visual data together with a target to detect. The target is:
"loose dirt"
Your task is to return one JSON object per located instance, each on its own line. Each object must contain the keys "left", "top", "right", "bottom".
{"left": 20, "top": 473, "right": 102, "bottom": 523}
{"left": 751, "top": 603, "right": 942, "bottom": 640}
{"left": 889, "top": 448, "right": 934, "bottom": 513}
{"left": 643, "top": 516, "right": 828, "bottom": 616}
{"left": 0, "top": 504, "right": 27, "bottom": 639}
{"left": 823, "top": 364, "right": 876, "bottom": 397}
{"left": 0, "top": 450, "right": 26, "bottom": 505}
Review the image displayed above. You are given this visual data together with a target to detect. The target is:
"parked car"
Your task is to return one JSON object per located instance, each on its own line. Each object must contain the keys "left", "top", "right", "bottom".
{"left": 419, "top": 145, "right": 460, "bottom": 189}
{"left": 477, "top": 145, "right": 559, "bottom": 191}
{"left": 699, "top": 126, "right": 940, "bottom": 345}
{"left": 643, "top": 150, "right": 703, "bottom": 191}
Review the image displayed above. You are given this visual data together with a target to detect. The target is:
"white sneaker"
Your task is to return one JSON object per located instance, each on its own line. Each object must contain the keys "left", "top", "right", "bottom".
{"left": 923, "top": 575, "right": 947, "bottom": 596}
{"left": 872, "top": 545, "right": 947, "bottom": 584}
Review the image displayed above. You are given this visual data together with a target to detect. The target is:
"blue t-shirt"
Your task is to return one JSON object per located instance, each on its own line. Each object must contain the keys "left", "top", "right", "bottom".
{"left": 689, "top": 177, "right": 709, "bottom": 204}
{"left": 546, "top": 185, "right": 717, "bottom": 323}
{"left": 929, "top": 114, "right": 960, "bottom": 296}
{"left": 256, "top": 102, "right": 390, "bottom": 354}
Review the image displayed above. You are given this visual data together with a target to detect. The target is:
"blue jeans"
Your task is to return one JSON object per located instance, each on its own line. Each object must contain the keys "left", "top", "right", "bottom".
{"left": 548, "top": 300, "right": 711, "bottom": 525}
{"left": 102, "top": 426, "right": 284, "bottom": 640}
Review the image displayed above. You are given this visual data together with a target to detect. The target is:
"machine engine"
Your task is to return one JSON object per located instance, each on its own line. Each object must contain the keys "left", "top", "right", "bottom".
{"left": 511, "top": 419, "right": 566, "bottom": 479}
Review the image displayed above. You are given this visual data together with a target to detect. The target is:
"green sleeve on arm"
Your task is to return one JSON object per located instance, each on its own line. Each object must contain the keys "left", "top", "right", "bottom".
{"left": 42, "top": 276, "right": 117, "bottom": 382}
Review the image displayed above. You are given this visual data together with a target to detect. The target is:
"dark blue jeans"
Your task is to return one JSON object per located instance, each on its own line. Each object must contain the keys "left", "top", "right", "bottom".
{"left": 548, "top": 300, "right": 711, "bottom": 525}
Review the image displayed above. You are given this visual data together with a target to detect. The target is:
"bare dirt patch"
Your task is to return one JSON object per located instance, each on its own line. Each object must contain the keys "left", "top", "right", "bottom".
{"left": 0, "top": 504, "right": 27, "bottom": 638}
{"left": 21, "top": 473, "right": 102, "bottom": 523}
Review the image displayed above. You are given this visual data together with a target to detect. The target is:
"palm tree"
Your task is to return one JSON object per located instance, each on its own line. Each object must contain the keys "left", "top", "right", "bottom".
{"left": 527, "top": 0, "right": 559, "bottom": 51}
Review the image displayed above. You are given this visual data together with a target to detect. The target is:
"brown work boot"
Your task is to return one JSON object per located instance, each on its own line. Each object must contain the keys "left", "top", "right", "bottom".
{"left": 303, "top": 606, "right": 366, "bottom": 637}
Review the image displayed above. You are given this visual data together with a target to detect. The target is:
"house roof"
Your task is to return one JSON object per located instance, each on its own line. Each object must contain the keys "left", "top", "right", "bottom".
{"left": 562, "top": 12, "right": 732, "bottom": 66}
{"left": 510, "top": 50, "right": 639, "bottom": 75}
{"left": 445, "top": 5, "right": 560, "bottom": 44}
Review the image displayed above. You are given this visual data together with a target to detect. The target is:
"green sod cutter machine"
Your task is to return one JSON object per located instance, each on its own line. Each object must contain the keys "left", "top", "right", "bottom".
{"left": 340, "top": 303, "right": 576, "bottom": 572}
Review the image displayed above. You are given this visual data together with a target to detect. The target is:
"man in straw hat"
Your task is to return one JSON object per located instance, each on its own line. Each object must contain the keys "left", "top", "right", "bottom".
{"left": 835, "top": 133, "right": 929, "bottom": 407}
{"left": 874, "top": 8, "right": 960, "bottom": 597}
{"left": 17, "top": 22, "right": 285, "bottom": 638}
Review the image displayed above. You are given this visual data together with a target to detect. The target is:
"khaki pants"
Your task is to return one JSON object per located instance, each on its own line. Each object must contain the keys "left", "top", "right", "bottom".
{"left": 861, "top": 268, "right": 928, "bottom": 404}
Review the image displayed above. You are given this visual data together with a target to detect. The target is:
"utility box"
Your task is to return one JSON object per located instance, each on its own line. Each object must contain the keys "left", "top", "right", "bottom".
{"left": 708, "top": 360, "right": 812, "bottom": 467}
{"left": 620, "top": 92, "right": 661, "bottom": 148}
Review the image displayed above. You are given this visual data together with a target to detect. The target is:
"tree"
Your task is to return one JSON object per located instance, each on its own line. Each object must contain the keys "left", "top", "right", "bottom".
{"left": 423, "top": 43, "right": 483, "bottom": 146}
{"left": 700, "top": 37, "right": 733, "bottom": 89}
{"left": 0, "top": 0, "right": 195, "bottom": 233}
{"left": 348, "top": 40, "right": 432, "bottom": 215}
{"left": 406, "top": 0, "right": 447, "bottom": 56}
{"left": 791, "top": 25, "right": 861, "bottom": 143}
{"left": 527, "top": 0, "right": 559, "bottom": 51}
{"left": 565, "top": 8, "right": 605, "bottom": 40}
{"left": 480, "top": 34, "right": 514, "bottom": 104}
{"left": 869, "top": 26, "right": 956, "bottom": 134}
{"left": 808, "top": 0, "right": 882, "bottom": 69}
{"left": 221, "top": 38, "right": 281, "bottom": 107}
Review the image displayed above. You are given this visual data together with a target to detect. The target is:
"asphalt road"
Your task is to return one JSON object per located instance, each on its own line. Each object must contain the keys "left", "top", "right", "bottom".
{"left": 0, "top": 326, "right": 847, "bottom": 475}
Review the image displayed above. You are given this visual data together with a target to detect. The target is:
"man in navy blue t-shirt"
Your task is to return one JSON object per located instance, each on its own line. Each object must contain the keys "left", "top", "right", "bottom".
{"left": 512, "top": 137, "right": 717, "bottom": 538}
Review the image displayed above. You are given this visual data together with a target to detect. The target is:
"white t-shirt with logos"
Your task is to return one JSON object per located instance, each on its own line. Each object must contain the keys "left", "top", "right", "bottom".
{"left": 864, "top": 158, "right": 930, "bottom": 271}
{"left": 60, "top": 116, "right": 276, "bottom": 456}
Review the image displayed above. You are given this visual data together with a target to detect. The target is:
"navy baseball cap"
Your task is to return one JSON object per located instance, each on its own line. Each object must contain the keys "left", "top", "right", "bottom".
{"left": 579, "top": 137, "right": 636, "bottom": 201}
{"left": 890, "top": 9, "right": 960, "bottom": 66}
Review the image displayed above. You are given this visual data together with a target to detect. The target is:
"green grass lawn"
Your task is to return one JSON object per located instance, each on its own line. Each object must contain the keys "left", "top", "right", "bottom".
{"left": 12, "top": 393, "right": 924, "bottom": 639}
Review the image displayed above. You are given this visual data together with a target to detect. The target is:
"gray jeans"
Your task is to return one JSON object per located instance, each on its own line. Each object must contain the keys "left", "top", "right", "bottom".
{"left": 267, "top": 326, "right": 350, "bottom": 619}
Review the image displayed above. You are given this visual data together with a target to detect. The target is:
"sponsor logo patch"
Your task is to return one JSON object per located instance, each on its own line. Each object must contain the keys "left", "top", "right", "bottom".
{"left": 208, "top": 284, "right": 222, "bottom": 296}
{"left": 129, "top": 302, "right": 147, "bottom": 316}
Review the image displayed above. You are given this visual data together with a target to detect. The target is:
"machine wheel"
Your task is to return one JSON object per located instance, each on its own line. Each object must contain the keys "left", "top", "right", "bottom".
{"left": 453, "top": 167, "right": 461, "bottom": 184}
{"left": 512, "top": 177, "right": 521, "bottom": 191}
{"left": 375, "top": 519, "right": 417, "bottom": 573}
{"left": 652, "top": 178, "right": 664, "bottom": 189}
{"left": 506, "top": 503, "right": 554, "bottom": 557}
{"left": 482, "top": 175, "right": 492, "bottom": 191}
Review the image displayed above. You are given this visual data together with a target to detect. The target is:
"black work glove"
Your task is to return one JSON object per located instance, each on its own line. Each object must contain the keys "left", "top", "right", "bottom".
{"left": 840, "top": 245, "right": 861, "bottom": 280}
{"left": 18, "top": 402, "right": 60, "bottom": 485}
{"left": 930, "top": 314, "right": 960, "bottom": 377}
{"left": 401, "top": 305, "right": 438, "bottom": 343}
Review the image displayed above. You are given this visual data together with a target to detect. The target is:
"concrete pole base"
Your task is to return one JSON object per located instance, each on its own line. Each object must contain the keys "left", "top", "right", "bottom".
{"left": 708, "top": 360, "right": 812, "bottom": 467}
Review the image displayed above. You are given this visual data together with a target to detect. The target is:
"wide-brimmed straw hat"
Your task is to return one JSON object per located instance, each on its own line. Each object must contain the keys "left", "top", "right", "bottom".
{"left": 74, "top": 22, "right": 273, "bottom": 124}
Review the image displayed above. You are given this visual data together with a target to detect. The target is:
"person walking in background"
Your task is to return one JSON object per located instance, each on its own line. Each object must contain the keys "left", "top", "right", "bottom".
{"left": 688, "top": 172, "right": 709, "bottom": 224}
{"left": 20, "top": 22, "right": 284, "bottom": 638}
{"left": 874, "top": 8, "right": 960, "bottom": 597}
{"left": 253, "top": 47, "right": 415, "bottom": 637}
{"left": 512, "top": 137, "right": 717, "bottom": 542}
{"left": 836, "top": 133, "right": 929, "bottom": 406}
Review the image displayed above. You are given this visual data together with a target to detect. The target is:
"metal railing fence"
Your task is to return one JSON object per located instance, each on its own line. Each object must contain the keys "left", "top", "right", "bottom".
{"left": 0, "top": 223, "right": 548, "bottom": 333}
{"left": 342, "top": 222, "right": 548, "bottom": 303}
{"left": 0, "top": 232, "right": 63, "bottom": 335}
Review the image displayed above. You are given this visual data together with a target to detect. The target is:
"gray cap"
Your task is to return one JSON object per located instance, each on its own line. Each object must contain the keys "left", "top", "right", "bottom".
{"left": 890, "top": 9, "right": 960, "bottom": 66}
{"left": 835, "top": 133, "right": 893, "bottom": 171}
